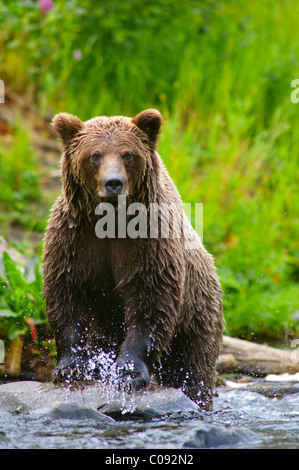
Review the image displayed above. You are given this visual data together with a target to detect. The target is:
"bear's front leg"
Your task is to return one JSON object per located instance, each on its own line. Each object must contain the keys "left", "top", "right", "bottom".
{"left": 110, "top": 236, "right": 184, "bottom": 392}
{"left": 116, "top": 328, "right": 152, "bottom": 391}
{"left": 115, "top": 277, "right": 182, "bottom": 391}
{"left": 52, "top": 320, "right": 91, "bottom": 382}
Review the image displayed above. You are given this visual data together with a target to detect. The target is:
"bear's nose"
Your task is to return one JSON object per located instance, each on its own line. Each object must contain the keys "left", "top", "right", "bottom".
{"left": 104, "top": 176, "right": 124, "bottom": 194}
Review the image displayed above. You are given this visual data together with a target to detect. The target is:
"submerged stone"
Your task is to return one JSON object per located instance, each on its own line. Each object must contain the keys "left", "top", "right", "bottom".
{"left": 184, "top": 424, "right": 259, "bottom": 448}
{"left": 32, "top": 401, "right": 115, "bottom": 422}
{"left": 100, "top": 384, "right": 199, "bottom": 418}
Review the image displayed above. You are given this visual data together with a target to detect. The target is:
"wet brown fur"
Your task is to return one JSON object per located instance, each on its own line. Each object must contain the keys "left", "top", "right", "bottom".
{"left": 42, "top": 109, "right": 224, "bottom": 409}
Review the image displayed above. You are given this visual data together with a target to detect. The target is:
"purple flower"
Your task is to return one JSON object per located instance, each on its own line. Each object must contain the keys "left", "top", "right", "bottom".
{"left": 38, "top": 0, "right": 54, "bottom": 15}
{"left": 73, "top": 49, "right": 83, "bottom": 61}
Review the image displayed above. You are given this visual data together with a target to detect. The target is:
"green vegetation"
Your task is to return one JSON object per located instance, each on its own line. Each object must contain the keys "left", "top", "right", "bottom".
{"left": 0, "top": 252, "right": 46, "bottom": 342}
{"left": 0, "top": 0, "right": 299, "bottom": 352}
{"left": 0, "top": 121, "right": 45, "bottom": 234}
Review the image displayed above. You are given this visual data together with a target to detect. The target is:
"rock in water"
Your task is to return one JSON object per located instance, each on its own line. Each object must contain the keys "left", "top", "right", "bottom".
{"left": 184, "top": 424, "right": 259, "bottom": 448}
{"left": 0, "top": 381, "right": 199, "bottom": 418}
{"left": 99, "top": 384, "right": 199, "bottom": 418}
{"left": 32, "top": 401, "right": 115, "bottom": 422}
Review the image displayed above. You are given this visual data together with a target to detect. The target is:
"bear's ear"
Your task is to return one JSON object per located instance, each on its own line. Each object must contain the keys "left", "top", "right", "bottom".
{"left": 132, "top": 109, "right": 162, "bottom": 146}
{"left": 52, "top": 113, "right": 84, "bottom": 147}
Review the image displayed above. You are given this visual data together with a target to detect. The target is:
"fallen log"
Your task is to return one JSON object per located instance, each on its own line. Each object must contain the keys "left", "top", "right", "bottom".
{"left": 4, "top": 337, "right": 24, "bottom": 378}
{"left": 217, "top": 335, "right": 299, "bottom": 376}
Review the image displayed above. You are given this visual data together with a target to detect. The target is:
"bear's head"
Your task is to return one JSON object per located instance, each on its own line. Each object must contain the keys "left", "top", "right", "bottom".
{"left": 52, "top": 109, "right": 162, "bottom": 215}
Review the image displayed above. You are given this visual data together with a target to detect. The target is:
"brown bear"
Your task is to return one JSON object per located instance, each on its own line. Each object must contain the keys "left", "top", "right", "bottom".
{"left": 42, "top": 109, "right": 223, "bottom": 410}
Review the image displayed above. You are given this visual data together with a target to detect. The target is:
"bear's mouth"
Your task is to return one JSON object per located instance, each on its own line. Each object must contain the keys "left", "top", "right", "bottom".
{"left": 98, "top": 191, "right": 129, "bottom": 205}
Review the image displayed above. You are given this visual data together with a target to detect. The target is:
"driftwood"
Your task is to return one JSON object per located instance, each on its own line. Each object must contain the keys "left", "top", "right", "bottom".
{"left": 217, "top": 335, "right": 299, "bottom": 377}
{"left": 4, "top": 337, "right": 24, "bottom": 378}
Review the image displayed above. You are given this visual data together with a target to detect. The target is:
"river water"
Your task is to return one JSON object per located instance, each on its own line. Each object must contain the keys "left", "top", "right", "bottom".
{"left": 0, "top": 381, "right": 298, "bottom": 449}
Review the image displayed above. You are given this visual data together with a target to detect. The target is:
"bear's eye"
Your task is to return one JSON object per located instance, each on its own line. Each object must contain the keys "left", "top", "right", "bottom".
{"left": 91, "top": 152, "right": 102, "bottom": 163}
{"left": 122, "top": 151, "right": 133, "bottom": 162}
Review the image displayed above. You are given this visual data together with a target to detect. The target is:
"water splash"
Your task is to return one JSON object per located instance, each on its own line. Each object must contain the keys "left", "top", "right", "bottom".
{"left": 87, "top": 349, "right": 137, "bottom": 414}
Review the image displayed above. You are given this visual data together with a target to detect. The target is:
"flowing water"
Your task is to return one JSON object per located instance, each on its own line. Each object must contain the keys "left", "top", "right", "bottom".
{"left": 0, "top": 381, "right": 298, "bottom": 449}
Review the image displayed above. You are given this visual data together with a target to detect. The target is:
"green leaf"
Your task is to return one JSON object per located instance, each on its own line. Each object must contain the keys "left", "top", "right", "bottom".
{"left": 8, "top": 324, "right": 28, "bottom": 341}
{"left": 3, "top": 252, "right": 26, "bottom": 290}
{"left": 0, "top": 309, "right": 20, "bottom": 318}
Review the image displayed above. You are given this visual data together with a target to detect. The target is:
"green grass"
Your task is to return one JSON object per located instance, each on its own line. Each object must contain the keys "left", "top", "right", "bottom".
{"left": 160, "top": 110, "right": 299, "bottom": 340}
{"left": 0, "top": 120, "right": 48, "bottom": 237}
{"left": 0, "top": 0, "right": 299, "bottom": 342}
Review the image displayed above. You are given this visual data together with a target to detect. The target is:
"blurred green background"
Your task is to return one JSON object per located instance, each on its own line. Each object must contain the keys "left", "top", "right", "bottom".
{"left": 0, "top": 0, "right": 299, "bottom": 368}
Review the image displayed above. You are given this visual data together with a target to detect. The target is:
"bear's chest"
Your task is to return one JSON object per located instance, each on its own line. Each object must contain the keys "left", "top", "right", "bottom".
{"left": 73, "top": 230, "right": 141, "bottom": 289}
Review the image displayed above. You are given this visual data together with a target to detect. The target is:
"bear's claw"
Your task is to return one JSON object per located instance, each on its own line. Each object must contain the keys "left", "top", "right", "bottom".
{"left": 116, "top": 359, "right": 150, "bottom": 392}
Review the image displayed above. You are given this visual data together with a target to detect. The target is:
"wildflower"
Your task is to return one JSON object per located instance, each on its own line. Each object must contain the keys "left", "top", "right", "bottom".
{"left": 38, "top": 0, "right": 54, "bottom": 15}
{"left": 73, "top": 49, "right": 83, "bottom": 61}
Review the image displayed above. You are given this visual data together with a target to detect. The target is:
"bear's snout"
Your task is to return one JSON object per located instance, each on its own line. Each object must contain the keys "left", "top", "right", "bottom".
{"left": 104, "top": 176, "right": 124, "bottom": 195}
